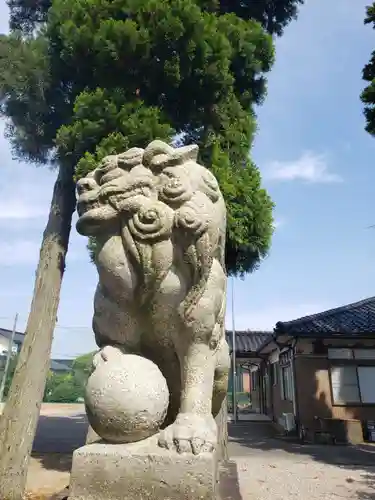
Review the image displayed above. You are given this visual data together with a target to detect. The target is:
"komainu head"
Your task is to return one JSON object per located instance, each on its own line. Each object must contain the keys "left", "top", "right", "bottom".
{"left": 76, "top": 141, "right": 226, "bottom": 258}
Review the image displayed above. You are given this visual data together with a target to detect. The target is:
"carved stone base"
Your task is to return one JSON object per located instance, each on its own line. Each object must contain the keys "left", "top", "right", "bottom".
{"left": 69, "top": 435, "right": 218, "bottom": 500}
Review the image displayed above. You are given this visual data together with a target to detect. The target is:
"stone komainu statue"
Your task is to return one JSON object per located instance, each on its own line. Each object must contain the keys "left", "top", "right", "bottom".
{"left": 76, "top": 140, "right": 230, "bottom": 455}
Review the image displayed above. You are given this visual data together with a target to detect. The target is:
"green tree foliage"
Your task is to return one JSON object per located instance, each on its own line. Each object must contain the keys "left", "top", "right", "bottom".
{"left": 7, "top": 0, "right": 304, "bottom": 37}
{"left": 0, "top": 0, "right": 304, "bottom": 275}
{"left": 0, "top": 5, "right": 304, "bottom": 491}
{"left": 72, "top": 351, "right": 95, "bottom": 387}
{"left": 47, "top": 0, "right": 277, "bottom": 272}
{"left": 44, "top": 373, "right": 84, "bottom": 403}
{"left": 4, "top": 362, "right": 88, "bottom": 403}
{"left": 361, "top": 3, "right": 375, "bottom": 136}
{"left": 43, "top": 353, "right": 96, "bottom": 402}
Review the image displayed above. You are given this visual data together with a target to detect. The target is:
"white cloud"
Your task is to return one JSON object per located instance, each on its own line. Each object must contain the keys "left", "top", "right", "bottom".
{"left": 0, "top": 235, "right": 86, "bottom": 267}
{"left": 0, "top": 240, "right": 41, "bottom": 266}
{"left": 0, "top": 138, "right": 56, "bottom": 228}
{"left": 273, "top": 217, "right": 286, "bottom": 229}
{"left": 0, "top": 169, "right": 53, "bottom": 227}
{"left": 0, "top": 116, "right": 55, "bottom": 195}
{"left": 0, "top": 200, "right": 47, "bottom": 221}
{"left": 226, "top": 302, "right": 326, "bottom": 331}
{"left": 264, "top": 151, "right": 342, "bottom": 184}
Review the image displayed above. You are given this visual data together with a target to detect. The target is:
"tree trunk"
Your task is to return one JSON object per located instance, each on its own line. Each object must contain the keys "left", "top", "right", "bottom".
{"left": 0, "top": 162, "right": 76, "bottom": 500}
{"left": 215, "top": 396, "right": 228, "bottom": 462}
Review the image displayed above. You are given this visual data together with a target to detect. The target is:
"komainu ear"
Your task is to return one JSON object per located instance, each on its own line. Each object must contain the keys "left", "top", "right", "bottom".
{"left": 173, "top": 144, "right": 199, "bottom": 164}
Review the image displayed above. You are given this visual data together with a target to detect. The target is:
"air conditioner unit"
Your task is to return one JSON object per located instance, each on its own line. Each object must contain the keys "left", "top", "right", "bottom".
{"left": 279, "top": 413, "right": 295, "bottom": 432}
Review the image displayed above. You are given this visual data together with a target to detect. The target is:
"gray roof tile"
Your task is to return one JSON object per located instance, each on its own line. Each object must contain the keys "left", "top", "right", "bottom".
{"left": 275, "top": 296, "right": 375, "bottom": 336}
{"left": 225, "top": 330, "right": 273, "bottom": 354}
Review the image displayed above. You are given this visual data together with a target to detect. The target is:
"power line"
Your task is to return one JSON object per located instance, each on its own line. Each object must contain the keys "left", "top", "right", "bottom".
{"left": 0, "top": 315, "right": 93, "bottom": 331}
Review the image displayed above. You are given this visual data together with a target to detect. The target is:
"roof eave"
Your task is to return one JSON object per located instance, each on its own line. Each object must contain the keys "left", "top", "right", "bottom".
{"left": 280, "top": 330, "right": 375, "bottom": 338}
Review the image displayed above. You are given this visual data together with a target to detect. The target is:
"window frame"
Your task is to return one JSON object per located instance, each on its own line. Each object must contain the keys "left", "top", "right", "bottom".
{"left": 329, "top": 363, "right": 375, "bottom": 406}
{"left": 328, "top": 347, "right": 375, "bottom": 360}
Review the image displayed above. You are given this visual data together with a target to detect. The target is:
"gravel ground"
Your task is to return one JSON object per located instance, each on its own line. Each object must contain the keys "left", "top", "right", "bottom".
{"left": 27, "top": 456, "right": 70, "bottom": 498}
{"left": 2, "top": 406, "right": 375, "bottom": 499}
{"left": 234, "top": 451, "right": 375, "bottom": 499}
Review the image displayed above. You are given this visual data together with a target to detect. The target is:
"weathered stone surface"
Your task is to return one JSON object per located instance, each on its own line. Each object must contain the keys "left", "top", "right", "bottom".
{"left": 85, "top": 424, "right": 101, "bottom": 445}
{"left": 75, "top": 140, "right": 230, "bottom": 454}
{"left": 85, "top": 348, "right": 169, "bottom": 443}
{"left": 69, "top": 437, "right": 218, "bottom": 500}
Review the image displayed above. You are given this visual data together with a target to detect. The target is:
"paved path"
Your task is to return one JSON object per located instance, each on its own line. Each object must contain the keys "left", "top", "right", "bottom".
{"left": 33, "top": 407, "right": 87, "bottom": 454}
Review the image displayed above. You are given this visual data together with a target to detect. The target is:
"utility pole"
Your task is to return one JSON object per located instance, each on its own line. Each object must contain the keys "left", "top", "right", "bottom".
{"left": 231, "top": 278, "right": 237, "bottom": 424}
{"left": 0, "top": 314, "right": 18, "bottom": 403}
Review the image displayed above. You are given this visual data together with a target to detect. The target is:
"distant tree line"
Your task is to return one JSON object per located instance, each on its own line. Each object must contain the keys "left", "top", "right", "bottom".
{"left": 2, "top": 352, "right": 95, "bottom": 403}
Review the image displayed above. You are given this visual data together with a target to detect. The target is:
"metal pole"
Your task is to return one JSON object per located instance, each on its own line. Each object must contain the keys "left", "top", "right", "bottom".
{"left": 231, "top": 278, "right": 237, "bottom": 423}
{"left": 0, "top": 313, "right": 18, "bottom": 403}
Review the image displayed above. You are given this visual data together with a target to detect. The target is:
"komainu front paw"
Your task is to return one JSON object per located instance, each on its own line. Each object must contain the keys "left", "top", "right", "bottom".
{"left": 158, "top": 413, "right": 217, "bottom": 455}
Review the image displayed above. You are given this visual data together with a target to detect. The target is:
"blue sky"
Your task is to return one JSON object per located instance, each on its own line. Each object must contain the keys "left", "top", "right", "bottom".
{"left": 0, "top": 0, "right": 374, "bottom": 358}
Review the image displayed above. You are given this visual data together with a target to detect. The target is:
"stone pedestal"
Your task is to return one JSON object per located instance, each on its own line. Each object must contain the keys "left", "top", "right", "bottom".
{"left": 69, "top": 435, "right": 218, "bottom": 500}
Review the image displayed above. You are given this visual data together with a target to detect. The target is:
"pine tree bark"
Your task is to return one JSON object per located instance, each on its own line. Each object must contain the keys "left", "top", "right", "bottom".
{"left": 0, "top": 162, "right": 76, "bottom": 500}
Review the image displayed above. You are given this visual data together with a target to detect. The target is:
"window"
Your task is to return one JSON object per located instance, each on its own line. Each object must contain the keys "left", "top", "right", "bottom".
{"left": 328, "top": 348, "right": 375, "bottom": 360}
{"left": 281, "top": 364, "right": 293, "bottom": 401}
{"left": 330, "top": 365, "right": 375, "bottom": 404}
{"left": 330, "top": 366, "right": 360, "bottom": 404}
{"left": 328, "top": 348, "right": 353, "bottom": 359}
{"left": 354, "top": 350, "right": 375, "bottom": 360}
{"left": 358, "top": 367, "right": 375, "bottom": 403}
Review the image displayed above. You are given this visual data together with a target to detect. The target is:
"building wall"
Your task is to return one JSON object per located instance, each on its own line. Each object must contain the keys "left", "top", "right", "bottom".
{"left": 294, "top": 355, "right": 332, "bottom": 426}
{"left": 0, "top": 336, "right": 9, "bottom": 354}
{"left": 0, "top": 335, "right": 21, "bottom": 354}
{"left": 248, "top": 361, "right": 294, "bottom": 419}
{"left": 295, "top": 353, "right": 375, "bottom": 426}
{"left": 270, "top": 363, "right": 294, "bottom": 423}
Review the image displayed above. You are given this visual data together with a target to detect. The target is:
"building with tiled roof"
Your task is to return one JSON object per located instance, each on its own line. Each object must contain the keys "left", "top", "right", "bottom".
{"left": 225, "top": 330, "right": 273, "bottom": 357}
{"left": 275, "top": 296, "right": 375, "bottom": 336}
{"left": 249, "top": 297, "right": 375, "bottom": 444}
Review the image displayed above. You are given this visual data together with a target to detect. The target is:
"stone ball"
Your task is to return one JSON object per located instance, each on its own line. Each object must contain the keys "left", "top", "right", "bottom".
{"left": 85, "top": 348, "right": 169, "bottom": 443}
